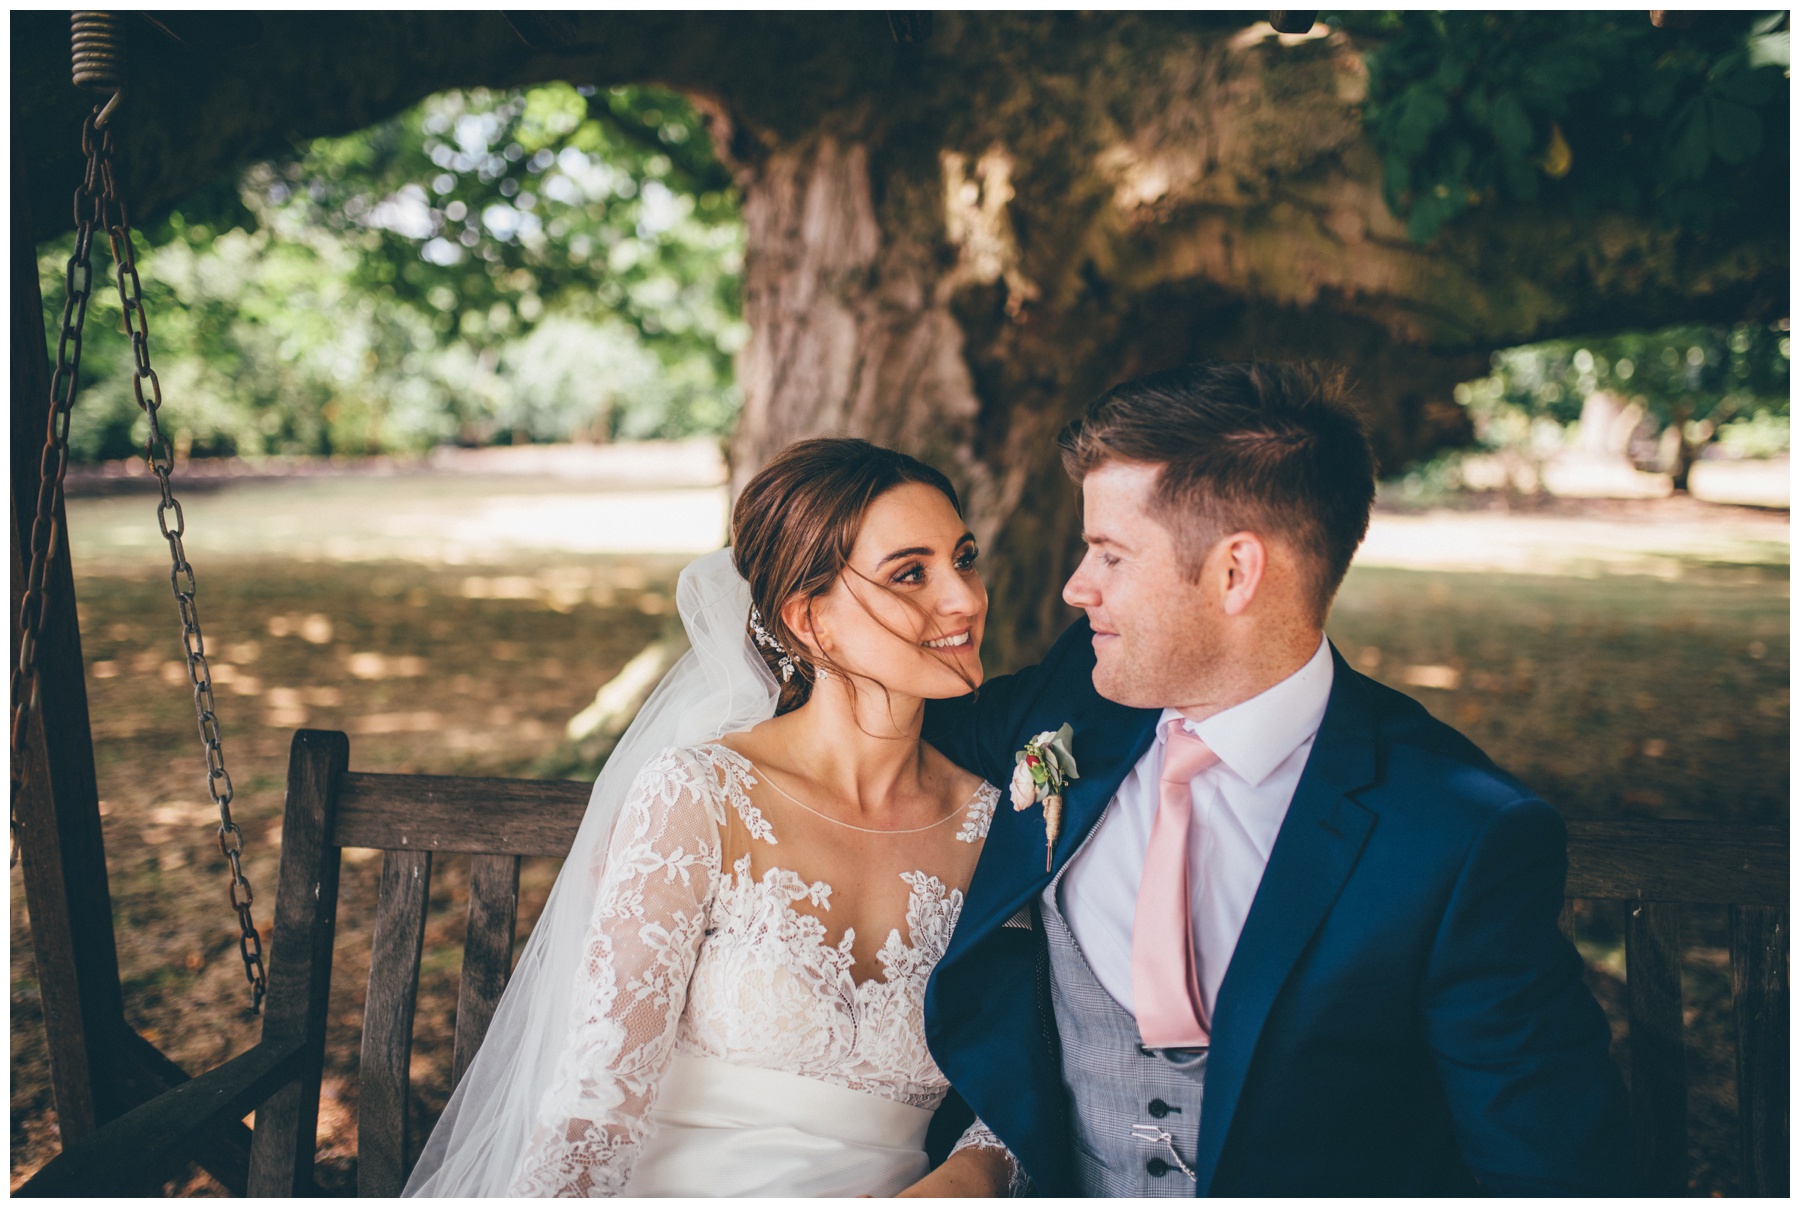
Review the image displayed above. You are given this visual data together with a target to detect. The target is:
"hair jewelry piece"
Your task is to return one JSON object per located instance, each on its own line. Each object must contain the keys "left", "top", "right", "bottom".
{"left": 749, "top": 605, "right": 798, "bottom": 683}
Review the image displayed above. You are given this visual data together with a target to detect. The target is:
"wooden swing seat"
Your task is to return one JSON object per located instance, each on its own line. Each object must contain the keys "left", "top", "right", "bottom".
{"left": 16, "top": 729, "right": 1790, "bottom": 1197}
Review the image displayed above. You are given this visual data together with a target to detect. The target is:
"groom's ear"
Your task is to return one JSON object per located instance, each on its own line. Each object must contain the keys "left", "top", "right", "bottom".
{"left": 1217, "top": 531, "right": 1267, "bottom": 616}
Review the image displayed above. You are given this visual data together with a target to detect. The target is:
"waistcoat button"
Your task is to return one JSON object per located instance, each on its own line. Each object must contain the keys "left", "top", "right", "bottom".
{"left": 1147, "top": 1098, "right": 1170, "bottom": 1118}
{"left": 1147, "top": 1158, "right": 1170, "bottom": 1177}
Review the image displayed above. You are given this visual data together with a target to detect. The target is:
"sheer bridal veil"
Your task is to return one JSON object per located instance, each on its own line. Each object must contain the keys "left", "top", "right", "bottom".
{"left": 404, "top": 548, "right": 778, "bottom": 1196}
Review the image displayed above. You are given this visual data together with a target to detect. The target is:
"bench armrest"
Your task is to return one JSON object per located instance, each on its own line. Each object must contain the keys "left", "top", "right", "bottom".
{"left": 16, "top": 1037, "right": 307, "bottom": 1197}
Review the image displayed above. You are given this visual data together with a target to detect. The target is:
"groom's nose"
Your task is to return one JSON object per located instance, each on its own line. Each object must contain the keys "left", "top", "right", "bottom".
{"left": 1063, "top": 554, "right": 1099, "bottom": 610}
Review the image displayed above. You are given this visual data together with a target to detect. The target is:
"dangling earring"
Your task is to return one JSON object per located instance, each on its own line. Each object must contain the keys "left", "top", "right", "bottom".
{"left": 814, "top": 665, "right": 830, "bottom": 682}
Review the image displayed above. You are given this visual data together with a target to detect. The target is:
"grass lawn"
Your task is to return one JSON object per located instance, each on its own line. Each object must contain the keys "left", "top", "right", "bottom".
{"left": 10, "top": 524, "right": 1788, "bottom": 1194}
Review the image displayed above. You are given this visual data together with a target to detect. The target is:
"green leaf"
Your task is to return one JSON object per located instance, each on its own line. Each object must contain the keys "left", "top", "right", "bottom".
{"left": 1391, "top": 86, "right": 1453, "bottom": 156}
{"left": 1712, "top": 63, "right": 1782, "bottom": 106}
{"left": 1461, "top": 86, "right": 1491, "bottom": 127}
{"left": 1638, "top": 75, "right": 1677, "bottom": 118}
{"left": 1405, "top": 191, "right": 1455, "bottom": 243}
{"left": 1500, "top": 152, "right": 1539, "bottom": 201}
{"left": 1709, "top": 99, "right": 1764, "bottom": 164}
{"left": 1048, "top": 724, "right": 1080, "bottom": 780}
{"left": 1489, "top": 92, "right": 1535, "bottom": 156}
{"left": 1668, "top": 103, "right": 1714, "bottom": 180}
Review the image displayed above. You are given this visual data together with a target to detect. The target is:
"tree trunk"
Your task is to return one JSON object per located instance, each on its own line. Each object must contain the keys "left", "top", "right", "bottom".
{"left": 718, "top": 21, "right": 1503, "bottom": 667}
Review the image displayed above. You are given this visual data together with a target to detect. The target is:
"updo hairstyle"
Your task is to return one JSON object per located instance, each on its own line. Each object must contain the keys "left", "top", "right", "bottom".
{"left": 731, "top": 437, "right": 964, "bottom": 716}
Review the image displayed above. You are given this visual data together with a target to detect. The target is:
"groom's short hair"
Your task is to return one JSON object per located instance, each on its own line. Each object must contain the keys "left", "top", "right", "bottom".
{"left": 1058, "top": 362, "right": 1376, "bottom": 617}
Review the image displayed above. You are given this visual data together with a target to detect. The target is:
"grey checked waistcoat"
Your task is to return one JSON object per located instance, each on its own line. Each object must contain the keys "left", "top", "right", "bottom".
{"left": 1041, "top": 876, "right": 1207, "bottom": 1197}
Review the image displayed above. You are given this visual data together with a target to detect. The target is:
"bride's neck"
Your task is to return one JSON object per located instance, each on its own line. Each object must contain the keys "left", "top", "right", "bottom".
{"left": 768, "top": 674, "right": 927, "bottom": 814}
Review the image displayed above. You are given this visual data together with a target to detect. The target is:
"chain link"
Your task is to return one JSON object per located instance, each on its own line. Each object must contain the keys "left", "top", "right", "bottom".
{"left": 94, "top": 128, "right": 267, "bottom": 1014}
{"left": 10, "top": 99, "right": 268, "bottom": 1013}
{"left": 12, "top": 109, "right": 107, "bottom": 866}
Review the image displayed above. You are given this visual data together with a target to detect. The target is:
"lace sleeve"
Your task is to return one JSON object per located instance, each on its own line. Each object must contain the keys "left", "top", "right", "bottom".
{"left": 951, "top": 1118, "right": 1028, "bottom": 1195}
{"left": 508, "top": 748, "right": 726, "bottom": 1196}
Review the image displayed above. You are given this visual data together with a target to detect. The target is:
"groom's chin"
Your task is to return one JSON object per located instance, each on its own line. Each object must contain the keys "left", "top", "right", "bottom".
{"left": 1089, "top": 661, "right": 1147, "bottom": 708}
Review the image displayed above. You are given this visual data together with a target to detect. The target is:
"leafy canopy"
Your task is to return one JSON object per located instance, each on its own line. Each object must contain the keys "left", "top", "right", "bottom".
{"left": 46, "top": 83, "right": 745, "bottom": 462}
{"left": 1352, "top": 11, "right": 1790, "bottom": 242}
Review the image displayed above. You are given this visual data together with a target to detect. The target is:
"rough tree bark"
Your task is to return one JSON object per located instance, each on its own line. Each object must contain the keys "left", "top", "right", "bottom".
{"left": 13, "top": 11, "right": 1787, "bottom": 666}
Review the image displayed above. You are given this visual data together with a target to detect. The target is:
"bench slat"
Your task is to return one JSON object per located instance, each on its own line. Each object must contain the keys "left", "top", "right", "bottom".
{"left": 1565, "top": 821, "right": 1785, "bottom": 906}
{"left": 453, "top": 854, "right": 523, "bottom": 1092}
{"left": 247, "top": 729, "right": 348, "bottom": 1197}
{"left": 358, "top": 850, "right": 433, "bottom": 1197}
{"left": 1732, "top": 905, "right": 1789, "bottom": 1197}
{"left": 333, "top": 774, "right": 1791, "bottom": 908}
{"left": 1625, "top": 900, "right": 1686, "bottom": 1195}
{"left": 334, "top": 772, "right": 588, "bottom": 857}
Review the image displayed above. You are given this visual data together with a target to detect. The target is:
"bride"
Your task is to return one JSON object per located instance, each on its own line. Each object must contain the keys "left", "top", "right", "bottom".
{"left": 405, "top": 438, "right": 1016, "bottom": 1197}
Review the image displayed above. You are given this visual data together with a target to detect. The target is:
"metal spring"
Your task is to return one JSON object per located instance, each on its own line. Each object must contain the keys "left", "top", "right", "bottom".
{"left": 71, "top": 12, "right": 125, "bottom": 94}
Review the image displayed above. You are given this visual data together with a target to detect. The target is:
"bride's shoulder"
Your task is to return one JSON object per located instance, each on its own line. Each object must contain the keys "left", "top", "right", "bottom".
{"left": 633, "top": 740, "right": 753, "bottom": 776}
{"left": 623, "top": 742, "right": 752, "bottom": 819}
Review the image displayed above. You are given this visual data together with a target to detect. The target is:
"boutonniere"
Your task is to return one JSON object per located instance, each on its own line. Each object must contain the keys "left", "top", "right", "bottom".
{"left": 1011, "top": 723, "right": 1081, "bottom": 871}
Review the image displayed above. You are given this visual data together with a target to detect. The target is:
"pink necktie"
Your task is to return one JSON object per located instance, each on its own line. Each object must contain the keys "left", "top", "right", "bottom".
{"left": 1132, "top": 722, "right": 1219, "bottom": 1048}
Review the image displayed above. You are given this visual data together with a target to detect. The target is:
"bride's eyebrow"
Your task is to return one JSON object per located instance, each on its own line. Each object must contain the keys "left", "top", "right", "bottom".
{"left": 874, "top": 532, "right": 976, "bottom": 568}
{"left": 876, "top": 545, "right": 932, "bottom": 568}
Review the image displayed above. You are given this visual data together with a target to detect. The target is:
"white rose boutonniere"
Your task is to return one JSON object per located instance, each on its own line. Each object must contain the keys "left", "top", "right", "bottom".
{"left": 1012, "top": 723, "right": 1080, "bottom": 871}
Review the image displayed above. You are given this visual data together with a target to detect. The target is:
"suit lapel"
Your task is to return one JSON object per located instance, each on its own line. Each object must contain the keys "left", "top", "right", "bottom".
{"left": 943, "top": 706, "right": 1160, "bottom": 970}
{"left": 1192, "top": 650, "right": 1380, "bottom": 1194}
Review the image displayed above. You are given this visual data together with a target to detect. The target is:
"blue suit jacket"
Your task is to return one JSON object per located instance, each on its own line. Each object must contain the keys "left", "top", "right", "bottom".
{"left": 921, "top": 618, "right": 1633, "bottom": 1196}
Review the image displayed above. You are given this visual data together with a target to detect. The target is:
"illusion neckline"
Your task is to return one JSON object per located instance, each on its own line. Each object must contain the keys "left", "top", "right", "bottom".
{"left": 703, "top": 741, "right": 993, "bottom": 836}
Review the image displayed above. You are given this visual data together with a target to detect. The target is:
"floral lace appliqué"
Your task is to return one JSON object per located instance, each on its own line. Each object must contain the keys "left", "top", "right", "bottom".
{"left": 509, "top": 743, "right": 1010, "bottom": 1196}
{"left": 956, "top": 781, "right": 1000, "bottom": 843}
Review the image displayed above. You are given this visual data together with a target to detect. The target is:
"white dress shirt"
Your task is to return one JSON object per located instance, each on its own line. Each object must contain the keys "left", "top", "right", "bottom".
{"left": 1055, "top": 636, "right": 1334, "bottom": 1020}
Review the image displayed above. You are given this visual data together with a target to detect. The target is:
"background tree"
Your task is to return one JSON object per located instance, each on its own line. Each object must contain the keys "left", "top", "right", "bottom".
{"left": 1457, "top": 320, "right": 1790, "bottom": 492}
{"left": 15, "top": 10, "right": 1788, "bottom": 668}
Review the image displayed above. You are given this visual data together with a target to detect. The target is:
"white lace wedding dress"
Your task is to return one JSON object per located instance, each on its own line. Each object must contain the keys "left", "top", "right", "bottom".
{"left": 504, "top": 741, "right": 1009, "bottom": 1197}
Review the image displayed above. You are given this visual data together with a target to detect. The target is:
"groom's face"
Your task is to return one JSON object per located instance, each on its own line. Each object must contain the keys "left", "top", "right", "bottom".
{"left": 1063, "top": 460, "right": 1218, "bottom": 709}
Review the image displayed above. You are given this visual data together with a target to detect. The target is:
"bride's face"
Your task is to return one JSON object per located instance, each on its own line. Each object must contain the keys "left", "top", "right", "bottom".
{"left": 790, "top": 482, "right": 987, "bottom": 699}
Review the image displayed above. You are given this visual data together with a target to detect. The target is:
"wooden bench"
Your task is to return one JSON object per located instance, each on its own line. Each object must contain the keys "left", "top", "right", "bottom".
{"left": 16, "top": 729, "right": 1790, "bottom": 1196}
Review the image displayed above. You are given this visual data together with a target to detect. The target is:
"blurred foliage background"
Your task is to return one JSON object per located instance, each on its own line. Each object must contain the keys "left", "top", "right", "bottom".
{"left": 43, "top": 83, "right": 744, "bottom": 463}
{"left": 1356, "top": 10, "right": 1790, "bottom": 242}
{"left": 39, "top": 13, "right": 1788, "bottom": 483}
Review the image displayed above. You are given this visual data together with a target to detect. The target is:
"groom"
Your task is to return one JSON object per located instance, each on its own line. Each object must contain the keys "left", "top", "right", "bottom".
{"left": 920, "top": 363, "right": 1633, "bottom": 1196}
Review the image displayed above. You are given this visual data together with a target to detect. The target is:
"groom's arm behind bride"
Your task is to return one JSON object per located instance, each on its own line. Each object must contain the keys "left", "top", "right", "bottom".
{"left": 923, "top": 362, "right": 1633, "bottom": 1197}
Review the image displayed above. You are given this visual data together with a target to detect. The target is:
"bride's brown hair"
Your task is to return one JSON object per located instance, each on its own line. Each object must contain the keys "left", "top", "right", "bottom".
{"left": 732, "top": 437, "right": 973, "bottom": 716}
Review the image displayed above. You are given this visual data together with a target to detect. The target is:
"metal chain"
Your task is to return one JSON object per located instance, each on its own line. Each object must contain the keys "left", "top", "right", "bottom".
{"left": 91, "top": 129, "right": 268, "bottom": 1014}
{"left": 0, "top": 99, "right": 275, "bottom": 1015}
{"left": 11, "top": 108, "right": 108, "bottom": 866}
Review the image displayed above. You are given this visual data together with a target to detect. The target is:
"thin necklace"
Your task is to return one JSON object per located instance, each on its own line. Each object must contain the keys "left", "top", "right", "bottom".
{"left": 749, "top": 760, "right": 967, "bottom": 835}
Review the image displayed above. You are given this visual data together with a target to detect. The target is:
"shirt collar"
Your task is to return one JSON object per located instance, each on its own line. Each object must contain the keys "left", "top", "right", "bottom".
{"left": 1158, "top": 635, "right": 1334, "bottom": 788}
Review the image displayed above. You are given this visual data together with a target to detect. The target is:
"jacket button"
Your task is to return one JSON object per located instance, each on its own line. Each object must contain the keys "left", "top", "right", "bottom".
{"left": 1147, "top": 1099, "right": 1170, "bottom": 1118}
{"left": 1147, "top": 1158, "right": 1170, "bottom": 1177}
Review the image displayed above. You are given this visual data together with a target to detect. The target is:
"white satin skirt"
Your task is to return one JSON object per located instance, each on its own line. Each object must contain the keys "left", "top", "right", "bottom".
{"left": 622, "top": 1055, "right": 934, "bottom": 1197}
